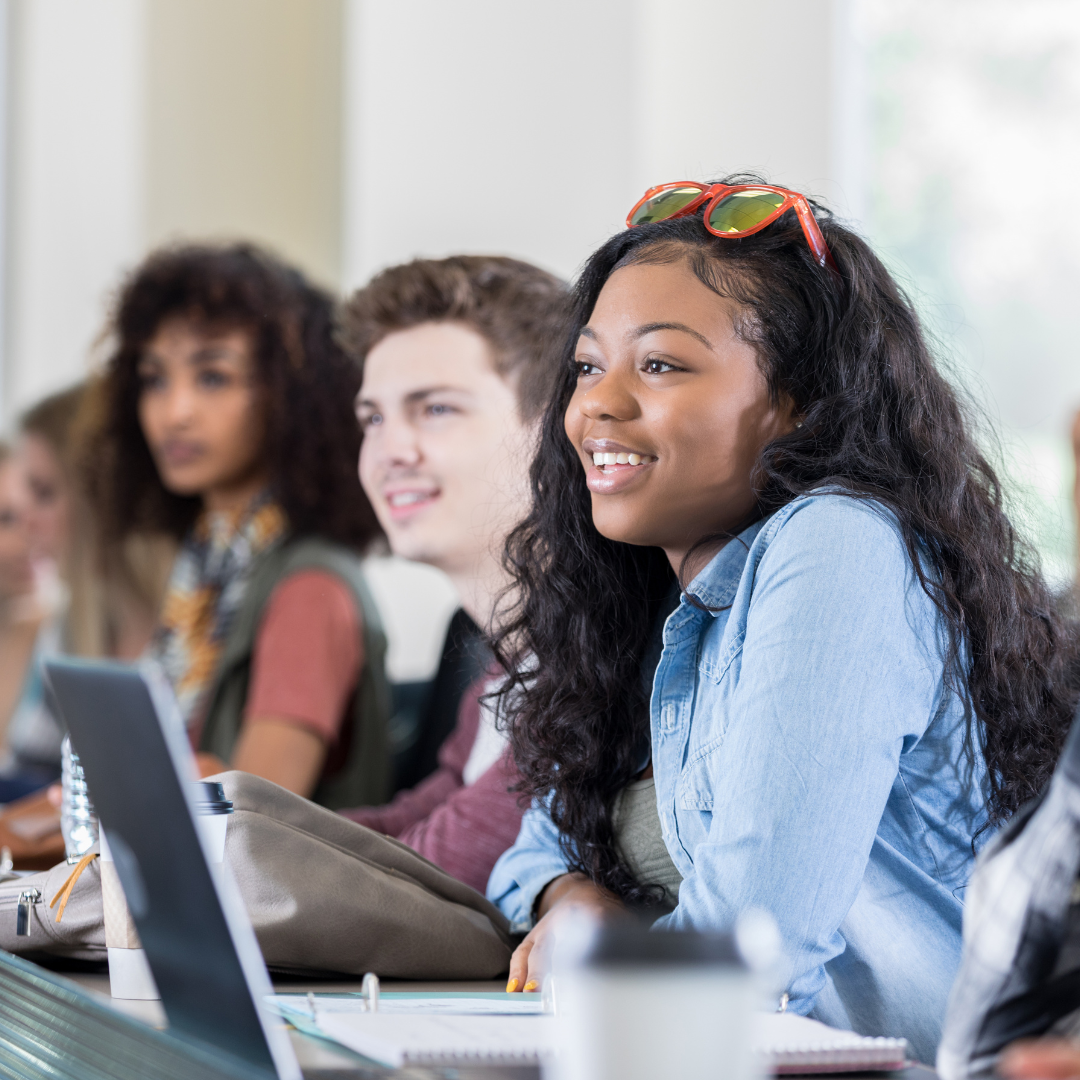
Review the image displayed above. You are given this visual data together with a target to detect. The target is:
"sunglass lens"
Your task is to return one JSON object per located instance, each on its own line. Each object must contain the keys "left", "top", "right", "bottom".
{"left": 629, "top": 186, "right": 704, "bottom": 226}
{"left": 707, "top": 189, "right": 786, "bottom": 234}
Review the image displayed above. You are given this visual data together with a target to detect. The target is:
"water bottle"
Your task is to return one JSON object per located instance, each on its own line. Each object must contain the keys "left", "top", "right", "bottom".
{"left": 60, "top": 735, "right": 98, "bottom": 862}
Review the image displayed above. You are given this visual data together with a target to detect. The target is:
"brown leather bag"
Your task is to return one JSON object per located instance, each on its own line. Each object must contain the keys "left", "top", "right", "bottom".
{"left": 0, "top": 771, "right": 514, "bottom": 979}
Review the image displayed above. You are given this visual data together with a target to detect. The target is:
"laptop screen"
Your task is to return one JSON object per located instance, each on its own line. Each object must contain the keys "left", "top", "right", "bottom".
{"left": 45, "top": 658, "right": 300, "bottom": 1080}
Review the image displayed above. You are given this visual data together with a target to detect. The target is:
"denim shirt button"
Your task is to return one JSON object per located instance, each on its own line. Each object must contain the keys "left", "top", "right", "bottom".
{"left": 661, "top": 703, "right": 677, "bottom": 733}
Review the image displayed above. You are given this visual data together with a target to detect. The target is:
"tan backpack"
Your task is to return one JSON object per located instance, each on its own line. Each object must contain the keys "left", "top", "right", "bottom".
{"left": 0, "top": 771, "right": 513, "bottom": 980}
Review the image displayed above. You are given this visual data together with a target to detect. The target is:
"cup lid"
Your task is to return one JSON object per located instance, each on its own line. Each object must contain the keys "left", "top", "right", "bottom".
{"left": 194, "top": 780, "right": 233, "bottom": 814}
{"left": 584, "top": 925, "right": 745, "bottom": 968}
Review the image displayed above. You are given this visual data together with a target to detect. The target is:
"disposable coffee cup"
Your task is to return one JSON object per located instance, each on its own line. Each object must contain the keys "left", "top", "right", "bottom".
{"left": 103, "top": 781, "right": 233, "bottom": 1000}
{"left": 552, "top": 917, "right": 768, "bottom": 1080}
{"left": 195, "top": 780, "right": 234, "bottom": 867}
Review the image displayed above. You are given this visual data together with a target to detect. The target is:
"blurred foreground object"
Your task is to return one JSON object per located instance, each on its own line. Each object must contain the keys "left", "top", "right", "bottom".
{"left": 0, "top": 788, "right": 63, "bottom": 870}
{"left": 59, "top": 737, "right": 96, "bottom": 862}
{"left": 553, "top": 916, "right": 764, "bottom": 1080}
{"left": 938, "top": 712, "right": 1080, "bottom": 1079}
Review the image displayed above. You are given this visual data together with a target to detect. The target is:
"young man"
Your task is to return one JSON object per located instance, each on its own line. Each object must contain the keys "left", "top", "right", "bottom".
{"left": 338, "top": 255, "right": 568, "bottom": 894}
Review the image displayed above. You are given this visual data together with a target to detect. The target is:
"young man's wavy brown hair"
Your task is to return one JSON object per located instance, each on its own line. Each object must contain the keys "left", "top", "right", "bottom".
{"left": 338, "top": 255, "right": 569, "bottom": 420}
{"left": 84, "top": 242, "right": 381, "bottom": 550}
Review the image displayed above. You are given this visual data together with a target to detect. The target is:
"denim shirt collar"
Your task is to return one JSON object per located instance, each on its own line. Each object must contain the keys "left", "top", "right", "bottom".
{"left": 683, "top": 515, "right": 772, "bottom": 614}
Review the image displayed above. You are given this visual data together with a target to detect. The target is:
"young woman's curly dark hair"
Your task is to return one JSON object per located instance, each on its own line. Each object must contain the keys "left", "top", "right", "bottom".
{"left": 83, "top": 242, "right": 380, "bottom": 550}
{"left": 493, "top": 175, "right": 1080, "bottom": 908}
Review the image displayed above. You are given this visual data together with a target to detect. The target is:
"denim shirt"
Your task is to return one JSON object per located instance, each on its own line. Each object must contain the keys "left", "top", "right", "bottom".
{"left": 487, "top": 492, "right": 988, "bottom": 1064}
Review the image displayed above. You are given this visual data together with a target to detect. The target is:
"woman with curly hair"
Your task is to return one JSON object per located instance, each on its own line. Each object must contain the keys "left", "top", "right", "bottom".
{"left": 488, "top": 178, "right": 1080, "bottom": 1061}
{"left": 84, "top": 243, "right": 390, "bottom": 807}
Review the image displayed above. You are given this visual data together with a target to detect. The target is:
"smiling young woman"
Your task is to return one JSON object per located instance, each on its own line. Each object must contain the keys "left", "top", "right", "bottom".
{"left": 487, "top": 176, "right": 1080, "bottom": 1061}
{"left": 83, "top": 244, "right": 390, "bottom": 808}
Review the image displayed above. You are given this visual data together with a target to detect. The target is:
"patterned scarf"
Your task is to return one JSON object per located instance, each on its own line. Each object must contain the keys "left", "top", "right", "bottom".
{"left": 150, "top": 495, "right": 288, "bottom": 728}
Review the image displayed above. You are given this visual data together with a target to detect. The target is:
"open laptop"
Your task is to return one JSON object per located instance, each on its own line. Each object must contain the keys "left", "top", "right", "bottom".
{"left": 44, "top": 657, "right": 302, "bottom": 1080}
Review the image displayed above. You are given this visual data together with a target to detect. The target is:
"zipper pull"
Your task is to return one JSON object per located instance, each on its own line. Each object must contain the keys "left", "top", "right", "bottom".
{"left": 16, "top": 888, "right": 41, "bottom": 937}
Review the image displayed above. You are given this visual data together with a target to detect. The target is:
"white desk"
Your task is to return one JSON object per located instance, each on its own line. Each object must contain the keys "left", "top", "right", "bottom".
{"left": 64, "top": 969, "right": 506, "bottom": 1073}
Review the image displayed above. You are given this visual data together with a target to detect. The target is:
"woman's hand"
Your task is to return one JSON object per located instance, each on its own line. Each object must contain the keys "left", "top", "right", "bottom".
{"left": 1000, "top": 1039, "right": 1080, "bottom": 1079}
{"left": 505, "top": 872, "right": 627, "bottom": 992}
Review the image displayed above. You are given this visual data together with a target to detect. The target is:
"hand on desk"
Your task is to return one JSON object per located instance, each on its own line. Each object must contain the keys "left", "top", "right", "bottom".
{"left": 1000, "top": 1038, "right": 1080, "bottom": 1079}
{"left": 505, "top": 871, "right": 628, "bottom": 992}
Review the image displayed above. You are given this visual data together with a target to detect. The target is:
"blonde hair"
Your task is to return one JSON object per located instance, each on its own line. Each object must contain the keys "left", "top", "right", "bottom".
{"left": 20, "top": 381, "right": 175, "bottom": 657}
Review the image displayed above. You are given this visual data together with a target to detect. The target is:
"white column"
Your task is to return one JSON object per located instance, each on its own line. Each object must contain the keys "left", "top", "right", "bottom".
{"left": 143, "top": 0, "right": 344, "bottom": 290}
{"left": 3, "top": 0, "right": 146, "bottom": 424}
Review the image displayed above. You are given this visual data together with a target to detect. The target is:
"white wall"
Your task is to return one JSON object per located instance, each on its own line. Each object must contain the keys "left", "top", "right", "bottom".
{"left": 343, "top": 0, "right": 639, "bottom": 287}
{"left": 3, "top": 0, "right": 145, "bottom": 423}
{"left": 635, "top": 0, "right": 843, "bottom": 207}
{"left": 342, "top": 0, "right": 843, "bottom": 288}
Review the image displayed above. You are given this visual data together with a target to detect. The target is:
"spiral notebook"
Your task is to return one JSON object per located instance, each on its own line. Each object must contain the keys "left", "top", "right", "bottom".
{"left": 308, "top": 1009, "right": 908, "bottom": 1072}
{"left": 755, "top": 1014, "right": 909, "bottom": 1074}
{"left": 315, "top": 1013, "right": 557, "bottom": 1067}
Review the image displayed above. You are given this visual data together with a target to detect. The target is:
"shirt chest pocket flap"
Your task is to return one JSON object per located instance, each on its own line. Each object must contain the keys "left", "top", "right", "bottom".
{"left": 676, "top": 734, "right": 725, "bottom": 811}
{"left": 676, "top": 640, "right": 742, "bottom": 812}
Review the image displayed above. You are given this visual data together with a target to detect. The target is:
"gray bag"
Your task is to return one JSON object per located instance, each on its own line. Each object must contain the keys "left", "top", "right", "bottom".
{"left": 0, "top": 771, "right": 513, "bottom": 979}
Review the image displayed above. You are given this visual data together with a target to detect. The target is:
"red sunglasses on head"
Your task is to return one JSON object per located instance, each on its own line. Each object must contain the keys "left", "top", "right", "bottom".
{"left": 627, "top": 181, "right": 839, "bottom": 273}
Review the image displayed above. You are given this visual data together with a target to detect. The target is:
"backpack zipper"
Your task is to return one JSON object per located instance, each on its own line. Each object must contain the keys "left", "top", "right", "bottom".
{"left": 16, "top": 888, "right": 42, "bottom": 937}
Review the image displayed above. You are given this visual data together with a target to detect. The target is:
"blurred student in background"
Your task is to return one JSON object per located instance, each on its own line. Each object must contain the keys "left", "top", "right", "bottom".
{"left": 2, "top": 385, "right": 173, "bottom": 814}
{"left": 82, "top": 243, "right": 391, "bottom": 807}
{"left": 20, "top": 383, "right": 172, "bottom": 661}
{"left": 336, "top": 255, "right": 568, "bottom": 892}
{"left": 19, "top": 388, "right": 79, "bottom": 608}
{"left": 0, "top": 441, "right": 57, "bottom": 800}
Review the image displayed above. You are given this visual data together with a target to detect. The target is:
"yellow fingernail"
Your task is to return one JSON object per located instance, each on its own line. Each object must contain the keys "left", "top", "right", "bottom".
{"left": 523, "top": 980, "right": 539, "bottom": 993}
{"left": 505, "top": 979, "right": 519, "bottom": 993}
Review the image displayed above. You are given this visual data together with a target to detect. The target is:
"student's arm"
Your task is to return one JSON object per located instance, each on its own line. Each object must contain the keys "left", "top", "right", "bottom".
{"left": 231, "top": 719, "right": 327, "bottom": 795}
{"left": 236, "top": 571, "right": 362, "bottom": 797}
{"left": 656, "top": 499, "right": 946, "bottom": 1011}
{"left": 487, "top": 801, "right": 574, "bottom": 926}
{"left": 342, "top": 675, "right": 483, "bottom": 834}
{"left": 397, "top": 749, "right": 526, "bottom": 893}
{"left": 341, "top": 764, "right": 459, "bottom": 834}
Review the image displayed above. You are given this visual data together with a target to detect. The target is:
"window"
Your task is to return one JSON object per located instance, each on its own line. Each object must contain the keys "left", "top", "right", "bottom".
{"left": 855, "top": 0, "right": 1080, "bottom": 587}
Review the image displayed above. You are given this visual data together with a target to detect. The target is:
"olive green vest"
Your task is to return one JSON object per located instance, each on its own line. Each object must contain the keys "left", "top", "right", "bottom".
{"left": 198, "top": 538, "right": 392, "bottom": 810}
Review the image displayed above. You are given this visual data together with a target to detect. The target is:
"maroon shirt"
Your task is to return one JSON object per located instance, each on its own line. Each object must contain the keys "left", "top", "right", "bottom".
{"left": 340, "top": 673, "right": 524, "bottom": 894}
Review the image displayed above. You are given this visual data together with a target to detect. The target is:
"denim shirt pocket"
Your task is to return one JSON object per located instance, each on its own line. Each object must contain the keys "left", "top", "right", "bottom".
{"left": 697, "top": 626, "right": 744, "bottom": 687}
{"left": 677, "top": 630, "right": 744, "bottom": 813}
{"left": 677, "top": 734, "right": 726, "bottom": 811}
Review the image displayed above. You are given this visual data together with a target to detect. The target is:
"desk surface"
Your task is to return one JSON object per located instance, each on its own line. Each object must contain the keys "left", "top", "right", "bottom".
{"left": 4, "top": 956, "right": 939, "bottom": 1080}
{"left": 64, "top": 969, "right": 507, "bottom": 1074}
